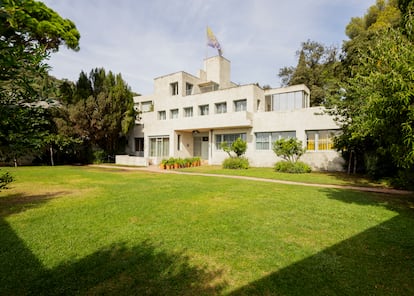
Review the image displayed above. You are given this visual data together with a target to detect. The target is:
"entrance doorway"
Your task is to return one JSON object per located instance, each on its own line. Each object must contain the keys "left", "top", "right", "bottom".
{"left": 193, "top": 135, "right": 209, "bottom": 160}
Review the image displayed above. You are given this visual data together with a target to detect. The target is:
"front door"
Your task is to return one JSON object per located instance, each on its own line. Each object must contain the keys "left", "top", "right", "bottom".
{"left": 193, "top": 135, "right": 209, "bottom": 160}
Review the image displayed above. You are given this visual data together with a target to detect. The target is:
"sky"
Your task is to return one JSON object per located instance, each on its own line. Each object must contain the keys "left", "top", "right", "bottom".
{"left": 41, "top": 0, "right": 374, "bottom": 95}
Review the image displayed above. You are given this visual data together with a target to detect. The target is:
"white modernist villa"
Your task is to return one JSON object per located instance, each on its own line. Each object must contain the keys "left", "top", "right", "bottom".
{"left": 117, "top": 55, "right": 344, "bottom": 170}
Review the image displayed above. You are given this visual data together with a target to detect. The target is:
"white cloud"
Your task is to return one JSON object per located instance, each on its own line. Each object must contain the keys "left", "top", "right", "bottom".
{"left": 42, "top": 0, "right": 373, "bottom": 94}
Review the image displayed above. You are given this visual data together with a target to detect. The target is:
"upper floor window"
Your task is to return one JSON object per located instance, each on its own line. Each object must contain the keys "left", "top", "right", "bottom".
{"left": 170, "top": 109, "right": 179, "bottom": 119}
{"left": 141, "top": 101, "right": 153, "bottom": 112}
{"left": 215, "top": 102, "right": 227, "bottom": 114}
{"left": 234, "top": 99, "right": 247, "bottom": 112}
{"left": 170, "top": 82, "right": 179, "bottom": 96}
{"left": 199, "top": 104, "right": 209, "bottom": 116}
{"left": 184, "top": 107, "right": 193, "bottom": 117}
{"left": 158, "top": 110, "right": 166, "bottom": 120}
{"left": 185, "top": 83, "right": 193, "bottom": 96}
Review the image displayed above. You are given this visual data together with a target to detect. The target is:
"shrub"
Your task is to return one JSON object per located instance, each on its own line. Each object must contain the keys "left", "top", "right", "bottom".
{"left": 274, "top": 161, "right": 311, "bottom": 173}
{"left": 0, "top": 171, "right": 13, "bottom": 191}
{"left": 272, "top": 138, "right": 305, "bottom": 163}
{"left": 222, "top": 157, "right": 249, "bottom": 169}
{"left": 92, "top": 149, "right": 106, "bottom": 164}
{"left": 221, "top": 137, "right": 247, "bottom": 157}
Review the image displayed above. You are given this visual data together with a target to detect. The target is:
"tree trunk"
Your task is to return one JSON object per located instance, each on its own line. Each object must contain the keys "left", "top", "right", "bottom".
{"left": 50, "top": 145, "right": 55, "bottom": 166}
{"left": 347, "top": 150, "right": 353, "bottom": 174}
{"left": 353, "top": 153, "right": 357, "bottom": 174}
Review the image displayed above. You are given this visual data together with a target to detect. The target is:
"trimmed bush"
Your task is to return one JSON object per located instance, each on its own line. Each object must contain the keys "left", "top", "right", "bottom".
{"left": 222, "top": 157, "right": 249, "bottom": 169}
{"left": 274, "top": 161, "right": 311, "bottom": 173}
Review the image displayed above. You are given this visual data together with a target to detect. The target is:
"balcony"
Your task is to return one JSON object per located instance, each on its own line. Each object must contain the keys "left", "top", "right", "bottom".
{"left": 173, "top": 111, "right": 253, "bottom": 131}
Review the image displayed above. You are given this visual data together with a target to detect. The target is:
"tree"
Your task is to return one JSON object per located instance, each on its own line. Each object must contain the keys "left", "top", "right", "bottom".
{"left": 220, "top": 137, "right": 247, "bottom": 158}
{"left": 278, "top": 40, "right": 341, "bottom": 106}
{"left": 57, "top": 68, "right": 136, "bottom": 158}
{"left": 329, "top": 0, "right": 414, "bottom": 187}
{"left": 0, "top": 0, "right": 80, "bottom": 164}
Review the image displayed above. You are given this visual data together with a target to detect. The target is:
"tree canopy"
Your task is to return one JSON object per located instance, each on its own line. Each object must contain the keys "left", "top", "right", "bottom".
{"left": 0, "top": 0, "right": 80, "bottom": 165}
{"left": 55, "top": 68, "right": 136, "bottom": 157}
{"left": 278, "top": 40, "right": 341, "bottom": 106}
{"left": 329, "top": 0, "right": 414, "bottom": 187}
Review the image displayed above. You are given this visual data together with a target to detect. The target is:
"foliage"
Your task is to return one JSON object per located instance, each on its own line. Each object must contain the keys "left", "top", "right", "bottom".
{"left": 278, "top": 40, "right": 341, "bottom": 106}
{"left": 274, "top": 161, "right": 311, "bottom": 174}
{"left": 0, "top": 170, "right": 13, "bottom": 191}
{"left": 272, "top": 138, "right": 305, "bottom": 163}
{"left": 55, "top": 68, "right": 136, "bottom": 157}
{"left": 0, "top": 0, "right": 80, "bottom": 164}
{"left": 330, "top": 5, "right": 414, "bottom": 187}
{"left": 222, "top": 157, "right": 249, "bottom": 169}
{"left": 220, "top": 137, "right": 247, "bottom": 158}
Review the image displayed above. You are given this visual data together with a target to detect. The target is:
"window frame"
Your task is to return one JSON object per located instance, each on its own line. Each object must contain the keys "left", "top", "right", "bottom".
{"left": 215, "top": 102, "right": 227, "bottom": 114}
{"left": 170, "top": 108, "right": 179, "bottom": 119}
{"left": 215, "top": 133, "right": 246, "bottom": 150}
{"left": 158, "top": 110, "right": 166, "bottom": 120}
{"left": 234, "top": 99, "right": 247, "bottom": 112}
{"left": 199, "top": 104, "right": 209, "bottom": 116}
{"left": 183, "top": 107, "right": 193, "bottom": 118}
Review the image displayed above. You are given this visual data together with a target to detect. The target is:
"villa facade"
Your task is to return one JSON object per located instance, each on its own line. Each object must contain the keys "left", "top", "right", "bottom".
{"left": 118, "top": 56, "right": 344, "bottom": 170}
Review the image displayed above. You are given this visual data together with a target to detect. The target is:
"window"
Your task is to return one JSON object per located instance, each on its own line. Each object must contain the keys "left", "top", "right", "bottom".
{"left": 158, "top": 111, "right": 166, "bottom": 120}
{"left": 170, "top": 82, "right": 179, "bottom": 96}
{"left": 170, "top": 109, "right": 179, "bottom": 119}
{"left": 216, "top": 133, "right": 246, "bottom": 149}
{"left": 215, "top": 102, "right": 227, "bottom": 114}
{"left": 199, "top": 104, "right": 209, "bottom": 116}
{"left": 184, "top": 107, "right": 193, "bottom": 117}
{"left": 271, "top": 91, "right": 308, "bottom": 111}
{"left": 256, "top": 132, "right": 270, "bottom": 150}
{"left": 185, "top": 83, "right": 193, "bottom": 95}
{"left": 141, "top": 101, "right": 153, "bottom": 112}
{"left": 234, "top": 99, "right": 247, "bottom": 112}
{"left": 149, "top": 136, "right": 169, "bottom": 157}
{"left": 306, "top": 130, "right": 339, "bottom": 151}
{"left": 255, "top": 131, "right": 296, "bottom": 150}
{"left": 134, "top": 137, "right": 144, "bottom": 156}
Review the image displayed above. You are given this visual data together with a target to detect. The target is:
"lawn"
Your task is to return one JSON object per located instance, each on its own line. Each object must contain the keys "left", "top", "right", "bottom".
{"left": 0, "top": 166, "right": 413, "bottom": 295}
{"left": 180, "top": 165, "right": 391, "bottom": 188}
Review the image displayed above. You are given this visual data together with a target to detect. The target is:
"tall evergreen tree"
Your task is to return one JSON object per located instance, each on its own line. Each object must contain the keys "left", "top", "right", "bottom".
{"left": 278, "top": 40, "right": 340, "bottom": 106}
{"left": 57, "top": 68, "right": 136, "bottom": 159}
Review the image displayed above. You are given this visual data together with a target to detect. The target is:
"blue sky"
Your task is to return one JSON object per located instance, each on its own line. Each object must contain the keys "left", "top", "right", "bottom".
{"left": 41, "top": 0, "right": 373, "bottom": 95}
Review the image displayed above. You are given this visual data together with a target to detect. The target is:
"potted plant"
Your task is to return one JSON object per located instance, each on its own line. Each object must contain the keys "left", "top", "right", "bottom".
{"left": 159, "top": 159, "right": 167, "bottom": 170}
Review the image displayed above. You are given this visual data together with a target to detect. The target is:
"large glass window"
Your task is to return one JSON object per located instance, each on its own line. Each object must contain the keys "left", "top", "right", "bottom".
{"left": 199, "top": 104, "right": 209, "bottom": 116}
{"left": 149, "top": 136, "right": 169, "bottom": 157}
{"left": 216, "top": 133, "right": 246, "bottom": 149}
{"left": 215, "top": 102, "right": 227, "bottom": 114}
{"left": 272, "top": 91, "right": 306, "bottom": 111}
{"left": 184, "top": 107, "right": 193, "bottom": 117}
{"left": 234, "top": 99, "right": 247, "bottom": 112}
{"left": 255, "top": 131, "right": 296, "bottom": 150}
{"left": 306, "top": 130, "right": 339, "bottom": 151}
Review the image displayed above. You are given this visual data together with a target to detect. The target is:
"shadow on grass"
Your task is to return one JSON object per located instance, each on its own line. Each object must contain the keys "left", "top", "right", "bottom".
{"left": 0, "top": 192, "right": 226, "bottom": 295}
{"left": 229, "top": 189, "right": 414, "bottom": 295}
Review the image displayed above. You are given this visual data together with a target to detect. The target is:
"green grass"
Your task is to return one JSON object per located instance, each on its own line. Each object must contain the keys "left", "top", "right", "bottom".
{"left": 1, "top": 166, "right": 413, "bottom": 295}
{"left": 181, "top": 165, "right": 391, "bottom": 187}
